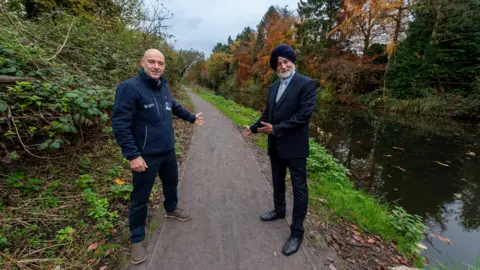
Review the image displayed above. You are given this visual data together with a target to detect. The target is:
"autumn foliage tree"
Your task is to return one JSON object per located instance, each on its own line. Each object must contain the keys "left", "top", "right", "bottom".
{"left": 230, "top": 27, "right": 256, "bottom": 88}
{"left": 253, "top": 7, "right": 296, "bottom": 86}
{"left": 184, "top": 1, "right": 480, "bottom": 118}
{"left": 329, "top": 0, "right": 404, "bottom": 55}
{"left": 205, "top": 52, "right": 231, "bottom": 94}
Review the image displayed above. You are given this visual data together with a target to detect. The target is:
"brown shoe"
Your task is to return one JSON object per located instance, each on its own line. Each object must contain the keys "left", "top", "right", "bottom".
{"left": 130, "top": 242, "right": 146, "bottom": 265}
{"left": 165, "top": 207, "right": 192, "bottom": 221}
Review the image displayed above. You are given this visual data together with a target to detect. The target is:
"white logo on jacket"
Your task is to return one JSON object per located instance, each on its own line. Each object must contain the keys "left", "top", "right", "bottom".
{"left": 144, "top": 104, "right": 154, "bottom": 109}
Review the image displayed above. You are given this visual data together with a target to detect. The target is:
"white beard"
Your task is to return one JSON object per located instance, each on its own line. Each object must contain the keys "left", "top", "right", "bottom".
{"left": 277, "top": 66, "right": 295, "bottom": 79}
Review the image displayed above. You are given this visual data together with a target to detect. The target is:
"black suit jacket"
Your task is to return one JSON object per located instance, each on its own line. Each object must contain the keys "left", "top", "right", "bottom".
{"left": 250, "top": 73, "right": 318, "bottom": 159}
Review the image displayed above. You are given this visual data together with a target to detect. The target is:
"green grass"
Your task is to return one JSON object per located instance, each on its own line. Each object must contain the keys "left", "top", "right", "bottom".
{"left": 191, "top": 86, "right": 269, "bottom": 148}
{"left": 190, "top": 85, "right": 427, "bottom": 257}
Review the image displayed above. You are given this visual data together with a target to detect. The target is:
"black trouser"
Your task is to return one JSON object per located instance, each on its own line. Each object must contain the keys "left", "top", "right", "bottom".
{"left": 129, "top": 151, "right": 178, "bottom": 243}
{"left": 270, "top": 147, "right": 308, "bottom": 237}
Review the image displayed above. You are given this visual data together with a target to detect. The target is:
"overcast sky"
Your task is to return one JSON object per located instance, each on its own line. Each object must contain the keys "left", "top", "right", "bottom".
{"left": 150, "top": 0, "right": 300, "bottom": 57}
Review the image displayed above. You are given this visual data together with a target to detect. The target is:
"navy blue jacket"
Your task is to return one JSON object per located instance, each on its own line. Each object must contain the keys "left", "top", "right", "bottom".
{"left": 250, "top": 73, "right": 317, "bottom": 159}
{"left": 112, "top": 70, "right": 196, "bottom": 160}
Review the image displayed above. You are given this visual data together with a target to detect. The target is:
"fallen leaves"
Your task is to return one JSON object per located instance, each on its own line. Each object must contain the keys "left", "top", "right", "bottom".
{"left": 430, "top": 233, "right": 452, "bottom": 245}
{"left": 317, "top": 198, "right": 327, "bottom": 204}
{"left": 87, "top": 239, "right": 106, "bottom": 251}
{"left": 347, "top": 258, "right": 357, "bottom": 264}
{"left": 353, "top": 234, "right": 363, "bottom": 242}
{"left": 453, "top": 193, "right": 462, "bottom": 199}
{"left": 434, "top": 161, "right": 449, "bottom": 167}
{"left": 393, "top": 146, "right": 404, "bottom": 151}
{"left": 114, "top": 177, "right": 125, "bottom": 185}
{"left": 417, "top": 243, "right": 427, "bottom": 250}
{"left": 87, "top": 243, "right": 98, "bottom": 251}
{"left": 393, "top": 166, "right": 406, "bottom": 172}
{"left": 366, "top": 237, "right": 376, "bottom": 244}
{"left": 104, "top": 248, "right": 115, "bottom": 257}
{"left": 383, "top": 154, "right": 392, "bottom": 158}
{"left": 323, "top": 217, "right": 414, "bottom": 269}
{"left": 466, "top": 151, "right": 476, "bottom": 157}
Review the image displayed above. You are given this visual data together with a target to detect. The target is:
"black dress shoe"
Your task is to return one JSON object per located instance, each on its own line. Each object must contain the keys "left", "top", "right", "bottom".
{"left": 260, "top": 210, "right": 286, "bottom": 221}
{"left": 282, "top": 235, "right": 303, "bottom": 256}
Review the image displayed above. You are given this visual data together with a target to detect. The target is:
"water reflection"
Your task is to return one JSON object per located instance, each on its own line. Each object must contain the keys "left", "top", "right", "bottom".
{"left": 310, "top": 105, "right": 480, "bottom": 266}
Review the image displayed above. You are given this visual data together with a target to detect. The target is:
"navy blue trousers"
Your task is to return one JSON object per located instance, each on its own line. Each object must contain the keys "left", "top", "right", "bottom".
{"left": 129, "top": 151, "right": 178, "bottom": 243}
{"left": 270, "top": 148, "right": 308, "bottom": 237}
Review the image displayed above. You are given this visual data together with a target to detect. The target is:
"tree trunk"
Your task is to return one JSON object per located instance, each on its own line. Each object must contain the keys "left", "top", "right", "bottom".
{"left": 430, "top": 0, "right": 443, "bottom": 43}
{"left": 384, "top": 1, "right": 406, "bottom": 98}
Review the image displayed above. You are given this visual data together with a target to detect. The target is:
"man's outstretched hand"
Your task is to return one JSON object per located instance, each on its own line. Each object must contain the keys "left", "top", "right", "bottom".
{"left": 195, "top": 112, "right": 205, "bottom": 127}
{"left": 241, "top": 125, "right": 252, "bottom": 137}
{"left": 257, "top": 121, "right": 273, "bottom": 134}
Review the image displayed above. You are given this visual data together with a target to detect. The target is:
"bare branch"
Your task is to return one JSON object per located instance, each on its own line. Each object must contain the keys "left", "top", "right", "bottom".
{"left": 45, "top": 18, "right": 75, "bottom": 61}
{"left": 0, "top": 76, "right": 39, "bottom": 84}
{"left": 6, "top": 104, "right": 65, "bottom": 160}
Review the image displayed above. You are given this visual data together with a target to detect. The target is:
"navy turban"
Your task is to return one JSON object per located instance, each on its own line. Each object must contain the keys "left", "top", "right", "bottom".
{"left": 269, "top": 44, "right": 296, "bottom": 70}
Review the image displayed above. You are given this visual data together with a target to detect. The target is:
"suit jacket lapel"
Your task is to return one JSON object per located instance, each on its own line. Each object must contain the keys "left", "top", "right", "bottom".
{"left": 275, "top": 73, "right": 299, "bottom": 110}
{"left": 268, "top": 81, "right": 280, "bottom": 121}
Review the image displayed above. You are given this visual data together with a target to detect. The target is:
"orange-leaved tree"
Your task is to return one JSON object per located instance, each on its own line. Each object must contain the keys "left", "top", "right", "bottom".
{"left": 328, "top": 0, "right": 403, "bottom": 56}
{"left": 253, "top": 7, "right": 297, "bottom": 86}
{"left": 230, "top": 27, "right": 256, "bottom": 88}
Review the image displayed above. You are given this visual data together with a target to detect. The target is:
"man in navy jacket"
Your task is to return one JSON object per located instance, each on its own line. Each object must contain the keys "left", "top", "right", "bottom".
{"left": 242, "top": 44, "right": 318, "bottom": 256}
{"left": 112, "top": 49, "right": 204, "bottom": 264}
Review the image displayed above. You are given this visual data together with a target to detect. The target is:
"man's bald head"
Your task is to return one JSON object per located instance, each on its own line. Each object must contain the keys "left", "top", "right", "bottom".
{"left": 143, "top": 49, "right": 164, "bottom": 60}
{"left": 141, "top": 49, "right": 166, "bottom": 79}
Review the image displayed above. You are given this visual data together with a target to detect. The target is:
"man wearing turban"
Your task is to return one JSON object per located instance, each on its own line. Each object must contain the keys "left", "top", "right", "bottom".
{"left": 242, "top": 44, "right": 318, "bottom": 256}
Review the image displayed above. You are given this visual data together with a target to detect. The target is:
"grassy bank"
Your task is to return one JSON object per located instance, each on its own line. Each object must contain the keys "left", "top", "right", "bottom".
{"left": 0, "top": 88, "right": 194, "bottom": 269}
{"left": 190, "top": 85, "right": 427, "bottom": 258}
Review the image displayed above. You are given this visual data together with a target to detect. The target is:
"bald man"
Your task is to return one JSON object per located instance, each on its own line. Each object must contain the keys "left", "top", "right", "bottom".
{"left": 112, "top": 49, "right": 205, "bottom": 264}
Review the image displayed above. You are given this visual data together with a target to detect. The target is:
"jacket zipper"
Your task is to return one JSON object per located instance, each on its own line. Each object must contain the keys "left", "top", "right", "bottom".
{"left": 142, "top": 126, "right": 148, "bottom": 150}
{"left": 153, "top": 97, "right": 160, "bottom": 117}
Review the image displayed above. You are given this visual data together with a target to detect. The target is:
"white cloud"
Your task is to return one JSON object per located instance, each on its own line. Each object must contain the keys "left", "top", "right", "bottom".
{"left": 148, "top": 0, "right": 299, "bottom": 56}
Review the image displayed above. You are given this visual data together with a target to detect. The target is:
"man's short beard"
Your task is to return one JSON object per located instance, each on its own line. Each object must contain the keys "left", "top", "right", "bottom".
{"left": 277, "top": 66, "right": 295, "bottom": 79}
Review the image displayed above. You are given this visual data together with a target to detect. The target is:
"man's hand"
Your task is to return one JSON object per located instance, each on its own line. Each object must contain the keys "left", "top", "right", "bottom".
{"left": 130, "top": 156, "right": 148, "bottom": 172}
{"left": 257, "top": 121, "right": 273, "bottom": 134}
{"left": 195, "top": 112, "right": 205, "bottom": 127}
{"left": 241, "top": 125, "right": 252, "bottom": 137}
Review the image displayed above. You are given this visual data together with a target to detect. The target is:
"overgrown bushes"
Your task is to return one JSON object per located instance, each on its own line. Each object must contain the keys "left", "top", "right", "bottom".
{"left": 0, "top": 3, "right": 201, "bottom": 162}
